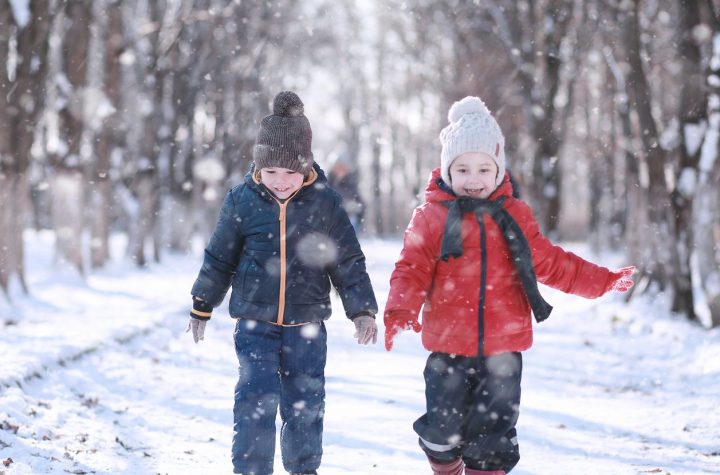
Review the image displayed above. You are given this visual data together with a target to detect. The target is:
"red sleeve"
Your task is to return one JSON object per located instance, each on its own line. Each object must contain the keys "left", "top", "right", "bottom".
{"left": 513, "top": 200, "right": 611, "bottom": 299}
{"left": 384, "top": 206, "right": 439, "bottom": 316}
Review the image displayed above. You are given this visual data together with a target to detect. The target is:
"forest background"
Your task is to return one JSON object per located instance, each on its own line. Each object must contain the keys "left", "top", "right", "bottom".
{"left": 2, "top": 0, "right": 720, "bottom": 329}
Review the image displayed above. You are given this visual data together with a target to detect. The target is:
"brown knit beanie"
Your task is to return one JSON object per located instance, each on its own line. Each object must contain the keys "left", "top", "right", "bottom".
{"left": 253, "top": 91, "right": 314, "bottom": 175}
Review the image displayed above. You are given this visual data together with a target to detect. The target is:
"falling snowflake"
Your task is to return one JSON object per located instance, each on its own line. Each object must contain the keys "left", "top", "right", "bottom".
{"left": 301, "top": 323, "right": 320, "bottom": 339}
{"left": 296, "top": 233, "right": 338, "bottom": 268}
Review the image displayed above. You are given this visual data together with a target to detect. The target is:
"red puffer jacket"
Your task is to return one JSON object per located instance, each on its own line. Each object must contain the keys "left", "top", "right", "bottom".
{"left": 385, "top": 168, "right": 612, "bottom": 357}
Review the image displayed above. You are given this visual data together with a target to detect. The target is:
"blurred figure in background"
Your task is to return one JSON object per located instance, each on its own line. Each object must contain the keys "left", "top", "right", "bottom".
{"left": 328, "top": 152, "right": 365, "bottom": 232}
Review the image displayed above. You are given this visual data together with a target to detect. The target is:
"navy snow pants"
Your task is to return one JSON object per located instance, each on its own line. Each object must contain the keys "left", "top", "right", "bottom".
{"left": 232, "top": 319, "right": 327, "bottom": 475}
{"left": 414, "top": 351, "right": 522, "bottom": 473}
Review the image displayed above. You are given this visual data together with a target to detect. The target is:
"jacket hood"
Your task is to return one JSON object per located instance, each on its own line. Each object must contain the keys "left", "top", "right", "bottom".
{"left": 424, "top": 167, "right": 514, "bottom": 204}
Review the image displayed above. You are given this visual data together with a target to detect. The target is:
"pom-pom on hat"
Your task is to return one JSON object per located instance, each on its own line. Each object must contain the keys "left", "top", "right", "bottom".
{"left": 439, "top": 96, "right": 505, "bottom": 186}
{"left": 253, "top": 91, "right": 314, "bottom": 175}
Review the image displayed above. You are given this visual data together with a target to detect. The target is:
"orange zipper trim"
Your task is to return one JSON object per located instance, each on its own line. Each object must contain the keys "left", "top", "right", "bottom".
{"left": 272, "top": 188, "right": 302, "bottom": 325}
{"left": 277, "top": 200, "right": 288, "bottom": 325}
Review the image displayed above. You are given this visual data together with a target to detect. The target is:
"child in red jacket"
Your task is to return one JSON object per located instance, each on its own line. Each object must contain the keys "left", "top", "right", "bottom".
{"left": 383, "top": 96, "right": 634, "bottom": 475}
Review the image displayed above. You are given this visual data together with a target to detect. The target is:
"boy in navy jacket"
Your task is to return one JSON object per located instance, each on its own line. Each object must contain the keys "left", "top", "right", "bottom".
{"left": 189, "top": 91, "right": 378, "bottom": 475}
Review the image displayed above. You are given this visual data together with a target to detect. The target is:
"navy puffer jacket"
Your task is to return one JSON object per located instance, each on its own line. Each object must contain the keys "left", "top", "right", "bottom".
{"left": 191, "top": 163, "right": 377, "bottom": 325}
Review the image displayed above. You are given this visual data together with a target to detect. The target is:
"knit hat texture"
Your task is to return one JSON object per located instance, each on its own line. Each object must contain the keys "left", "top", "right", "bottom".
{"left": 439, "top": 96, "right": 505, "bottom": 186}
{"left": 253, "top": 91, "right": 314, "bottom": 175}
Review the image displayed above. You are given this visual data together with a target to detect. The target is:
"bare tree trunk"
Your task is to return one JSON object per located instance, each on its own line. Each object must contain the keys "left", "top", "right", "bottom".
{"left": 694, "top": 22, "right": 720, "bottom": 327}
{"left": 89, "top": 0, "right": 123, "bottom": 268}
{"left": 370, "top": 22, "right": 387, "bottom": 236}
{"left": 621, "top": 0, "right": 673, "bottom": 292}
{"left": 166, "top": 0, "right": 208, "bottom": 253}
{"left": 0, "top": 175, "right": 31, "bottom": 297}
{"left": 530, "top": 104, "right": 563, "bottom": 239}
{"left": 50, "top": 0, "right": 92, "bottom": 275}
{"left": 604, "top": 47, "right": 640, "bottom": 273}
{"left": 370, "top": 128, "right": 384, "bottom": 236}
{"left": 0, "top": 6, "right": 14, "bottom": 297}
{"left": 388, "top": 122, "right": 400, "bottom": 234}
{"left": 51, "top": 171, "right": 85, "bottom": 271}
{"left": 0, "top": 1, "right": 53, "bottom": 295}
{"left": 133, "top": 102, "right": 161, "bottom": 267}
{"left": 668, "top": 0, "right": 706, "bottom": 320}
{"left": 130, "top": 172, "right": 158, "bottom": 267}
{"left": 168, "top": 76, "right": 196, "bottom": 253}
{"left": 694, "top": 161, "right": 720, "bottom": 327}
{"left": 127, "top": 0, "right": 168, "bottom": 266}
{"left": 585, "top": 69, "right": 614, "bottom": 253}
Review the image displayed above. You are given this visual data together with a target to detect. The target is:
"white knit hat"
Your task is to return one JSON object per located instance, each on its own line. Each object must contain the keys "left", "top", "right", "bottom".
{"left": 439, "top": 96, "right": 505, "bottom": 186}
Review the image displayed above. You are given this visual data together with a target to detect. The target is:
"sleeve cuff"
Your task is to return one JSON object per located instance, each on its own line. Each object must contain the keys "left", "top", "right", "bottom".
{"left": 383, "top": 310, "right": 415, "bottom": 325}
{"left": 191, "top": 297, "right": 213, "bottom": 320}
{"left": 350, "top": 310, "right": 376, "bottom": 320}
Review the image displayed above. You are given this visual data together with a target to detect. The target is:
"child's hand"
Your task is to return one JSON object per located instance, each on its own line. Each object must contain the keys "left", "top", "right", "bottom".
{"left": 606, "top": 266, "right": 636, "bottom": 293}
{"left": 384, "top": 312, "right": 422, "bottom": 351}
{"left": 352, "top": 315, "right": 378, "bottom": 345}
{"left": 187, "top": 317, "right": 207, "bottom": 343}
{"left": 188, "top": 296, "right": 212, "bottom": 343}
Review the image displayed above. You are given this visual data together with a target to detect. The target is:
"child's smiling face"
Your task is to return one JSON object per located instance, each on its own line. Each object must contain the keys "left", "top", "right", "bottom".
{"left": 259, "top": 167, "right": 304, "bottom": 199}
{"left": 448, "top": 152, "right": 498, "bottom": 199}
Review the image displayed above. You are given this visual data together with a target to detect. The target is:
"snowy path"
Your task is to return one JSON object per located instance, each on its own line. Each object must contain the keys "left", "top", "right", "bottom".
{"left": 1, "top": 235, "right": 719, "bottom": 474}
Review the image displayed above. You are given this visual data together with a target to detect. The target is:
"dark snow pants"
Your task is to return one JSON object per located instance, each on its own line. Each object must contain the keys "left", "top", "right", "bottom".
{"left": 232, "top": 319, "right": 327, "bottom": 475}
{"left": 414, "top": 351, "right": 522, "bottom": 473}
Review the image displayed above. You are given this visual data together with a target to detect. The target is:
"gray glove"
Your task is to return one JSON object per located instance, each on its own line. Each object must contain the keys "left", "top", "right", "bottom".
{"left": 187, "top": 317, "right": 207, "bottom": 343}
{"left": 353, "top": 315, "right": 378, "bottom": 345}
{"left": 188, "top": 296, "right": 212, "bottom": 343}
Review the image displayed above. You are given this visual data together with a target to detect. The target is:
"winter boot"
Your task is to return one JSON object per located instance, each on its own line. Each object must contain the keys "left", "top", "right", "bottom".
{"left": 427, "top": 455, "right": 464, "bottom": 475}
{"left": 464, "top": 468, "right": 505, "bottom": 475}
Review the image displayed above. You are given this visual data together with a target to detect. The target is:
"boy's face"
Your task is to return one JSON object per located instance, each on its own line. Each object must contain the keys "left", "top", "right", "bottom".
{"left": 449, "top": 152, "right": 498, "bottom": 199}
{"left": 259, "top": 167, "right": 304, "bottom": 199}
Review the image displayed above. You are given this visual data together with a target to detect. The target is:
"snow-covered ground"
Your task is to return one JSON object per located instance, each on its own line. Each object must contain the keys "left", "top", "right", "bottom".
{"left": 1, "top": 232, "right": 719, "bottom": 474}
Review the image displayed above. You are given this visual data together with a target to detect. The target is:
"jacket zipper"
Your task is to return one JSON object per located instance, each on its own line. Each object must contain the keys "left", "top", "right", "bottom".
{"left": 273, "top": 191, "right": 301, "bottom": 326}
{"left": 478, "top": 214, "right": 487, "bottom": 356}
{"left": 276, "top": 200, "right": 288, "bottom": 325}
